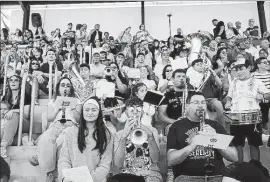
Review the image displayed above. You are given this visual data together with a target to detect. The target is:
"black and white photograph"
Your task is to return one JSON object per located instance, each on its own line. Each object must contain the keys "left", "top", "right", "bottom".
{"left": 0, "top": 1, "right": 270, "bottom": 182}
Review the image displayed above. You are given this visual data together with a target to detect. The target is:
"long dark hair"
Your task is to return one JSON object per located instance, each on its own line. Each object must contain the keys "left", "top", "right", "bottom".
{"left": 2, "top": 75, "right": 22, "bottom": 108}
{"left": 162, "top": 64, "right": 172, "bottom": 79}
{"left": 29, "top": 58, "right": 41, "bottom": 74}
{"left": 77, "top": 97, "right": 111, "bottom": 155}
{"left": 130, "top": 82, "right": 146, "bottom": 99}
{"left": 35, "top": 27, "right": 45, "bottom": 35}
{"left": 55, "top": 77, "right": 75, "bottom": 98}
{"left": 108, "top": 62, "right": 128, "bottom": 85}
{"left": 213, "top": 47, "right": 227, "bottom": 70}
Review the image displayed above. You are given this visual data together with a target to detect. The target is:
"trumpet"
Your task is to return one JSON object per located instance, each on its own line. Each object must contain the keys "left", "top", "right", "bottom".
{"left": 130, "top": 115, "right": 148, "bottom": 146}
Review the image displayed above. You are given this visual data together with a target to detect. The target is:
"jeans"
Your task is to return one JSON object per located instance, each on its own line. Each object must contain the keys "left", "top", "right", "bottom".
{"left": 37, "top": 121, "right": 75, "bottom": 173}
{"left": 174, "top": 175, "right": 222, "bottom": 182}
{"left": 1, "top": 112, "right": 29, "bottom": 146}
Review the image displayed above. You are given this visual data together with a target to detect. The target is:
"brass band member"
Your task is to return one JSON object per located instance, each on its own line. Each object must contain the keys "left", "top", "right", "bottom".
{"left": 225, "top": 58, "right": 270, "bottom": 163}
{"left": 167, "top": 92, "right": 237, "bottom": 182}
{"left": 113, "top": 97, "right": 163, "bottom": 182}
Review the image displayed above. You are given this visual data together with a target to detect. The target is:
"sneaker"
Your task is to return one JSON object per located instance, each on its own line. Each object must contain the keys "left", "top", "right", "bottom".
{"left": 29, "top": 155, "right": 39, "bottom": 166}
{"left": 46, "top": 172, "right": 55, "bottom": 182}
{"left": 0, "top": 146, "right": 7, "bottom": 158}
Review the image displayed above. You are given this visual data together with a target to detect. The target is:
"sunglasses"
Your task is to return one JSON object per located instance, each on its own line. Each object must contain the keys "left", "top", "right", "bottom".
{"left": 31, "top": 62, "right": 39, "bottom": 65}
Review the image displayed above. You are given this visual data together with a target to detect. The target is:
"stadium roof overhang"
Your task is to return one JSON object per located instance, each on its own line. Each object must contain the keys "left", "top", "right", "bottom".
{"left": 0, "top": 1, "right": 267, "bottom": 35}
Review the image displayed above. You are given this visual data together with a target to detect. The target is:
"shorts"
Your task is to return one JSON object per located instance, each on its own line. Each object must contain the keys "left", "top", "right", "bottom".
{"left": 259, "top": 102, "right": 270, "bottom": 124}
{"left": 230, "top": 124, "right": 263, "bottom": 147}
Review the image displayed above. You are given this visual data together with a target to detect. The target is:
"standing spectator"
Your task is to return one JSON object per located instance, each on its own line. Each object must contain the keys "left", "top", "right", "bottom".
{"left": 52, "top": 28, "right": 62, "bottom": 42}
{"left": 1, "top": 28, "right": 9, "bottom": 44}
{"left": 10, "top": 28, "right": 23, "bottom": 44}
{"left": 246, "top": 19, "right": 260, "bottom": 39}
{"left": 23, "top": 29, "right": 34, "bottom": 44}
{"left": 34, "top": 27, "right": 46, "bottom": 41}
{"left": 212, "top": 19, "right": 226, "bottom": 39}
{"left": 225, "top": 22, "right": 239, "bottom": 39}
{"left": 103, "top": 31, "right": 110, "bottom": 44}
{"left": 174, "top": 28, "right": 185, "bottom": 47}
{"left": 158, "top": 65, "right": 173, "bottom": 93}
{"left": 252, "top": 57, "right": 270, "bottom": 132}
{"left": 118, "top": 27, "right": 132, "bottom": 46}
{"left": 235, "top": 21, "right": 246, "bottom": 38}
{"left": 134, "top": 24, "right": 154, "bottom": 43}
{"left": 89, "top": 24, "right": 103, "bottom": 45}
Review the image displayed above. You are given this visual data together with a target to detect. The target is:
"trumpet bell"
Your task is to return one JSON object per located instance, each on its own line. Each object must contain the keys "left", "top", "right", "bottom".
{"left": 130, "top": 128, "right": 148, "bottom": 146}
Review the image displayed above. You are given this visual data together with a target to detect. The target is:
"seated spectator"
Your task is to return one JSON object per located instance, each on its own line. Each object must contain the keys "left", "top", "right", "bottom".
{"left": 158, "top": 65, "right": 173, "bottom": 93}
{"left": 93, "top": 39, "right": 103, "bottom": 54}
{"left": 138, "top": 65, "right": 156, "bottom": 90}
{"left": 38, "top": 49, "right": 63, "bottom": 94}
{"left": 113, "top": 97, "right": 162, "bottom": 182}
{"left": 52, "top": 28, "right": 62, "bottom": 43}
{"left": 1, "top": 74, "right": 31, "bottom": 158}
{"left": 58, "top": 97, "right": 113, "bottom": 182}
{"left": 90, "top": 52, "right": 105, "bottom": 79}
{"left": 29, "top": 77, "right": 81, "bottom": 182}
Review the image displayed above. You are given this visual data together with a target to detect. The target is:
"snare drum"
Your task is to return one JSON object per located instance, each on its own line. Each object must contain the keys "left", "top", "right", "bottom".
{"left": 223, "top": 110, "right": 262, "bottom": 125}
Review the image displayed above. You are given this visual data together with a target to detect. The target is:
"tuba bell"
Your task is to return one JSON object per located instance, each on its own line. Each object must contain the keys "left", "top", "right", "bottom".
{"left": 63, "top": 61, "right": 92, "bottom": 103}
{"left": 130, "top": 115, "right": 148, "bottom": 146}
{"left": 186, "top": 31, "right": 213, "bottom": 65}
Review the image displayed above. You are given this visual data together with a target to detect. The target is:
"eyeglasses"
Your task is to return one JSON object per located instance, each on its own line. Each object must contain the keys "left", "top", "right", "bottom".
{"left": 166, "top": 69, "right": 173, "bottom": 72}
{"left": 127, "top": 107, "right": 143, "bottom": 113}
{"left": 261, "top": 61, "right": 269, "bottom": 65}
{"left": 60, "top": 83, "right": 71, "bottom": 88}
{"left": 190, "top": 101, "right": 207, "bottom": 105}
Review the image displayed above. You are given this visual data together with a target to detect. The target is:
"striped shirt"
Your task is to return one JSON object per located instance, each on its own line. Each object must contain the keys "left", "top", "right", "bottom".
{"left": 252, "top": 71, "right": 270, "bottom": 102}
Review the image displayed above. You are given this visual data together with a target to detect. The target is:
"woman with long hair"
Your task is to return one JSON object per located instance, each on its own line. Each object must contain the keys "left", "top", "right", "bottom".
{"left": 1, "top": 28, "right": 9, "bottom": 43}
{"left": 23, "top": 29, "right": 33, "bottom": 44}
{"left": 134, "top": 24, "right": 154, "bottom": 43}
{"left": 1, "top": 74, "right": 31, "bottom": 158}
{"left": 34, "top": 27, "right": 46, "bottom": 40}
{"left": 29, "top": 77, "right": 81, "bottom": 182}
{"left": 118, "top": 27, "right": 132, "bottom": 45}
{"left": 213, "top": 47, "right": 228, "bottom": 76}
{"left": 58, "top": 97, "right": 113, "bottom": 182}
{"left": 10, "top": 28, "right": 23, "bottom": 44}
{"left": 53, "top": 28, "right": 62, "bottom": 42}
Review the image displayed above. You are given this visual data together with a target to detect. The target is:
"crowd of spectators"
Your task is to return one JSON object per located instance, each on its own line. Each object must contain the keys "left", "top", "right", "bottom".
{"left": 0, "top": 17, "right": 270, "bottom": 182}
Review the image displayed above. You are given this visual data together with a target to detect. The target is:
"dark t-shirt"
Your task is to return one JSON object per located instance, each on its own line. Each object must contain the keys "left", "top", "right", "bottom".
{"left": 167, "top": 118, "right": 229, "bottom": 178}
{"left": 213, "top": 21, "right": 226, "bottom": 39}
{"left": 246, "top": 26, "right": 259, "bottom": 37}
{"left": 40, "top": 61, "right": 63, "bottom": 74}
{"left": 160, "top": 91, "right": 184, "bottom": 120}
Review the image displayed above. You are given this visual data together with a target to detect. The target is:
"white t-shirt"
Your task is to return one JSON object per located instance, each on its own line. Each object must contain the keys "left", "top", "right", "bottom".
{"left": 227, "top": 77, "right": 269, "bottom": 111}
